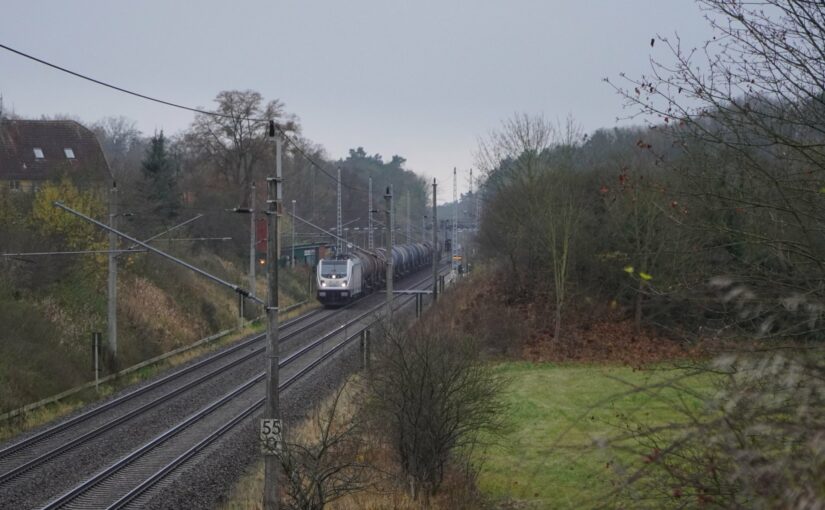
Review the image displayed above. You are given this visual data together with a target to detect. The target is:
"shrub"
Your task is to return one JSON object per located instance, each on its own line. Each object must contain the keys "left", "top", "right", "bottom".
{"left": 367, "top": 317, "right": 504, "bottom": 502}
{"left": 611, "top": 351, "right": 825, "bottom": 509}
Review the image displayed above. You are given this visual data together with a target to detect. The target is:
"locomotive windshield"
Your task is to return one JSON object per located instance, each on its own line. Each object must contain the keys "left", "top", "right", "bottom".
{"left": 320, "top": 260, "right": 348, "bottom": 278}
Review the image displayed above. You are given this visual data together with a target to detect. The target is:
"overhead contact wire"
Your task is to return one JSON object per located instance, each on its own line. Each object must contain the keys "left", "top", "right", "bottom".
{"left": 0, "top": 43, "right": 369, "bottom": 194}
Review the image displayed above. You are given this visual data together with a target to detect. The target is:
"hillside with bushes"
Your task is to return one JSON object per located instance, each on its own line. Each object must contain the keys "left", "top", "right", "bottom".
{"left": 0, "top": 91, "right": 431, "bottom": 414}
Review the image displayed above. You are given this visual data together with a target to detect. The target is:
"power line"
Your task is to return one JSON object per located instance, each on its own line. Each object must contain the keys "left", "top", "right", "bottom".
{"left": 0, "top": 44, "right": 218, "bottom": 119}
{"left": 289, "top": 136, "right": 368, "bottom": 195}
{"left": 0, "top": 42, "right": 369, "bottom": 194}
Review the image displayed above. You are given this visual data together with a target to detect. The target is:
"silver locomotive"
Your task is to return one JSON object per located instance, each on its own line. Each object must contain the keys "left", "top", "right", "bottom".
{"left": 316, "top": 242, "right": 434, "bottom": 306}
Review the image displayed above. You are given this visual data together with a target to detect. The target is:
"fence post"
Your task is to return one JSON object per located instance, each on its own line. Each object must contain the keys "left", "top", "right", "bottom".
{"left": 238, "top": 293, "right": 245, "bottom": 329}
{"left": 364, "top": 329, "right": 371, "bottom": 372}
{"left": 92, "top": 332, "right": 101, "bottom": 393}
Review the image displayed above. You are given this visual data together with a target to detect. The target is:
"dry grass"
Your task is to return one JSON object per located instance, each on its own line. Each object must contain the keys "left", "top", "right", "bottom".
{"left": 0, "top": 397, "right": 106, "bottom": 443}
{"left": 0, "top": 299, "right": 319, "bottom": 444}
{"left": 220, "top": 459, "right": 482, "bottom": 510}
{"left": 328, "top": 472, "right": 485, "bottom": 510}
{"left": 218, "top": 381, "right": 365, "bottom": 510}
{"left": 0, "top": 228, "right": 316, "bottom": 445}
{"left": 218, "top": 459, "right": 266, "bottom": 510}
{"left": 122, "top": 275, "right": 209, "bottom": 348}
{"left": 0, "top": 321, "right": 269, "bottom": 443}
{"left": 39, "top": 296, "right": 102, "bottom": 349}
{"left": 219, "top": 373, "right": 486, "bottom": 510}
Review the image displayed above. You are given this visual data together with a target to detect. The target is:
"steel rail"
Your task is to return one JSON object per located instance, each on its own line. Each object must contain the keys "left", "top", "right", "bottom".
{"left": 42, "top": 375, "right": 265, "bottom": 510}
{"left": 109, "top": 269, "right": 446, "bottom": 508}
{"left": 0, "top": 308, "right": 331, "bottom": 480}
{"left": 46, "top": 266, "right": 447, "bottom": 509}
{"left": 1, "top": 261, "right": 438, "bottom": 472}
{"left": 0, "top": 307, "right": 323, "bottom": 463}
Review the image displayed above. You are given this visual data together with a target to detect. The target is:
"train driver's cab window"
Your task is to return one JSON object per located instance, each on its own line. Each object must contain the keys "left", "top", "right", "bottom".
{"left": 320, "top": 260, "right": 347, "bottom": 278}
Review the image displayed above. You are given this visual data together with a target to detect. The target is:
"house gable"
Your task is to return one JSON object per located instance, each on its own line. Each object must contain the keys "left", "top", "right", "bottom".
{"left": 0, "top": 119, "right": 112, "bottom": 186}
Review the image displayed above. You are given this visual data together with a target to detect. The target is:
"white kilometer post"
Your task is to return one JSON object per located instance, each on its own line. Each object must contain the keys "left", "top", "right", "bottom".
{"left": 260, "top": 418, "right": 283, "bottom": 456}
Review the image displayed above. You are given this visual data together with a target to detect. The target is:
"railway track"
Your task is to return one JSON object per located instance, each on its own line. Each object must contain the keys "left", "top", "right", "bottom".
{"left": 0, "top": 305, "right": 337, "bottom": 484}
{"left": 0, "top": 265, "right": 447, "bottom": 509}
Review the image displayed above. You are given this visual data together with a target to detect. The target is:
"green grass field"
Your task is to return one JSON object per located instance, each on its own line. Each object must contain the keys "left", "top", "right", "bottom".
{"left": 479, "top": 362, "right": 718, "bottom": 509}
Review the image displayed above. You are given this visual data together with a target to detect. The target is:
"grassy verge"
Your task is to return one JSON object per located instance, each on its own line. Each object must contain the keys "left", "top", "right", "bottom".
{"left": 219, "top": 361, "right": 717, "bottom": 510}
{"left": 0, "top": 302, "right": 317, "bottom": 443}
{"left": 479, "top": 362, "right": 718, "bottom": 509}
{"left": 217, "top": 377, "right": 442, "bottom": 510}
{"left": 0, "top": 322, "right": 262, "bottom": 443}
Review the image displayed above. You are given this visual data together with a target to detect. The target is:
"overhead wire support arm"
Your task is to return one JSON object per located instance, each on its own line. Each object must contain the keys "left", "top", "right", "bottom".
{"left": 288, "top": 211, "right": 383, "bottom": 260}
{"left": 2, "top": 249, "right": 146, "bottom": 257}
{"left": 163, "top": 237, "right": 233, "bottom": 242}
{"left": 114, "top": 213, "right": 205, "bottom": 260}
{"left": 138, "top": 214, "right": 203, "bottom": 244}
{"left": 52, "top": 201, "right": 263, "bottom": 305}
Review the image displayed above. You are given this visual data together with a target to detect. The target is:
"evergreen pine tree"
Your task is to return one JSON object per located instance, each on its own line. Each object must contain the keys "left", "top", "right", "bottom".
{"left": 141, "top": 131, "right": 180, "bottom": 219}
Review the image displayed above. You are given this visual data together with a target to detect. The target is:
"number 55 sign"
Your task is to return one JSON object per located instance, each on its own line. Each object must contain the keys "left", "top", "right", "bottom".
{"left": 260, "top": 418, "right": 283, "bottom": 456}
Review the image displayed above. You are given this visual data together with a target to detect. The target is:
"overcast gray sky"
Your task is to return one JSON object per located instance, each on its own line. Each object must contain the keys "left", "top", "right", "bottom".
{"left": 0, "top": 0, "right": 712, "bottom": 194}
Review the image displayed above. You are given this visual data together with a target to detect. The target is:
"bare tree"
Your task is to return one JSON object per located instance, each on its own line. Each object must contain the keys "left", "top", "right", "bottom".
{"left": 476, "top": 113, "right": 557, "bottom": 176}
{"left": 186, "top": 90, "right": 296, "bottom": 206}
{"left": 278, "top": 380, "right": 370, "bottom": 510}
{"left": 91, "top": 116, "right": 144, "bottom": 181}
{"left": 608, "top": 0, "right": 825, "bottom": 336}
{"left": 476, "top": 114, "right": 584, "bottom": 340}
{"left": 602, "top": 164, "right": 676, "bottom": 334}
{"left": 544, "top": 118, "right": 583, "bottom": 341}
{"left": 368, "top": 319, "right": 504, "bottom": 503}
{"left": 545, "top": 180, "right": 579, "bottom": 341}
{"left": 475, "top": 114, "right": 557, "bottom": 296}
{"left": 596, "top": 2, "right": 825, "bottom": 506}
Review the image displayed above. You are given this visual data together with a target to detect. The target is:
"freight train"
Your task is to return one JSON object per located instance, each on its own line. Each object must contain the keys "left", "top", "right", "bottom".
{"left": 316, "top": 242, "right": 434, "bottom": 306}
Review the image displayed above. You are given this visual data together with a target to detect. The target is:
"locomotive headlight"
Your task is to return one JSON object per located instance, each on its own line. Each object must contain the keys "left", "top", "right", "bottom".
{"left": 342, "top": 280, "right": 348, "bottom": 286}
{"left": 320, "top": 281, "right": 326, "bottom": 287}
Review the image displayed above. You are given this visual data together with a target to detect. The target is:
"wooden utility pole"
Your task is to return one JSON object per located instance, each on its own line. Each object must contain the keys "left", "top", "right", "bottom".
{"left": 263, "top": 124, "right": 283, "bottom": 510}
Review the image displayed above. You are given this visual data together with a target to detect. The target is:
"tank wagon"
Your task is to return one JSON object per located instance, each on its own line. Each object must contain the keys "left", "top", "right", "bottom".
{"left": 316, "top": 242, "right": 433, "bottom": 306}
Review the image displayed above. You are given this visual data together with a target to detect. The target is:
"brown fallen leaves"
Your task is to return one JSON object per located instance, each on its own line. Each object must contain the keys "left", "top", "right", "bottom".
{"left": 522, "top": 312, "right": 704, "bottom": 366}
{"left": 440, "top": 270, "right": 705, "bottom": 367}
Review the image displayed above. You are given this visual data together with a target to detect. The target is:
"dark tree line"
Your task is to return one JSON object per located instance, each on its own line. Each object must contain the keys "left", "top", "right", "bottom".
{"left": 479, "top": 0, "right": 825, "bottom": 345}
{"left": 475, "top": 2, "right": 825, "bottom": 506}
{"left": 90, "top": 90, "right": 430, "bottom": 265}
